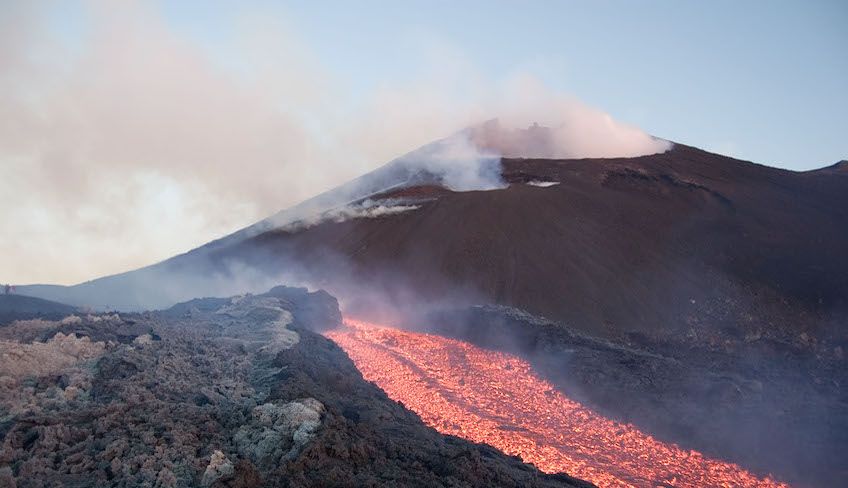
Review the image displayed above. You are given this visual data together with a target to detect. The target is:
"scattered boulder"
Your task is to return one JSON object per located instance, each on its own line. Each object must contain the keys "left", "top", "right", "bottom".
{"left": 202, "top": 450, "right": 235, "bottom": 486}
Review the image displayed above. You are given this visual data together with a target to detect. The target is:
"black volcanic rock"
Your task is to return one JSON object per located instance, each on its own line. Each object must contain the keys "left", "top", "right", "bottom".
{"left": 0, "top": 287, "right": 592, "bottom": 488}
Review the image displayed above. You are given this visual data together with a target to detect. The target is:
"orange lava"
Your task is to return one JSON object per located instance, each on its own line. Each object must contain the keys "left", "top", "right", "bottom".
{"left": 325, "top": 319, "right": 789, "bottom": 488}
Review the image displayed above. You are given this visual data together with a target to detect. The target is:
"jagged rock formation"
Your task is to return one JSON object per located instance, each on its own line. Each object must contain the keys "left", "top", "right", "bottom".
{"left": 0, "top": 286, "right": 592, "bottom": 488}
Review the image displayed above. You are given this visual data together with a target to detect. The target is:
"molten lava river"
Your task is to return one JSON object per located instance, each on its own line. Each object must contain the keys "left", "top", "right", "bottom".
{"left": 325, "top": 319, "right": 789, "bottom": 488}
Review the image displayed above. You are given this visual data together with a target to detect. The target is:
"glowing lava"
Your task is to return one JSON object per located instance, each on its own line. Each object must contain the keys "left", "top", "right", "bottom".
{"left": 325, "top": 319, "right": 789, "bottom": 488}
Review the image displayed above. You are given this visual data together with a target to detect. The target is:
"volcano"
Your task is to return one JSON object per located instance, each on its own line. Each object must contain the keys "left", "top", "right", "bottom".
{"left": 17, "top": 123, "right": 848, "bottom": 486}
{"left": 22, "top": 123, "right": 848, "bottom": 345}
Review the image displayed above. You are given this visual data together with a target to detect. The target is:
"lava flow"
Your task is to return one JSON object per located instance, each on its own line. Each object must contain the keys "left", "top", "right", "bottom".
{"left": 325, "top": 319, "right": 789, "bottom": 488}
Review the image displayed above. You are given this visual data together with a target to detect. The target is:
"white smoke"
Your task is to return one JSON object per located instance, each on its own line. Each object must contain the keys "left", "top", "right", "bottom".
{"left": 279, "top": 200, "right": 421, "bottom": 233}
{"left": 526, "top": 181, "right": 560, "bottom": 188}
{"left": 0, "top": 2, "right": 670, "bottom": 285}
{"left": 467, "top": 76, "right": 672, "bottom": 159}
{"left": 394, "top": 132, "right": 506, "bottom": 192}
{"left": 258, "top": 132, "right": 506, "bottom": 232}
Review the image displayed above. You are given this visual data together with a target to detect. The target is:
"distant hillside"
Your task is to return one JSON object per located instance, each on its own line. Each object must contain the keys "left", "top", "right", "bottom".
{"left": 0, "top": 294, "right": 78, "bottom": 325}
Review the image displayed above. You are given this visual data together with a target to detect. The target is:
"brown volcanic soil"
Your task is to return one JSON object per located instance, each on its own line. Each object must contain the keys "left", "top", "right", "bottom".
{"left": 232, "top": 143, "right": 848, "bottom": 350}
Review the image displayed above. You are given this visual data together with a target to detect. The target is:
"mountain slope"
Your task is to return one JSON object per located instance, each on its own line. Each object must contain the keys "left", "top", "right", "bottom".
{"left": 15, "top": 135, "right": 847, "bottom": 486}
{"left": 20, "top": 142, "right": 848, "bottom": 349}
{"left": 230, "top": 143, "right": 848, "bottom": 348}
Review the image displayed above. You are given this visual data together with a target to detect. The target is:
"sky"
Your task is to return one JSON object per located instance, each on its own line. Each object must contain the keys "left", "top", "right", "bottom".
{"left": 1, "top": 0, "right": 846, "bottom": 285}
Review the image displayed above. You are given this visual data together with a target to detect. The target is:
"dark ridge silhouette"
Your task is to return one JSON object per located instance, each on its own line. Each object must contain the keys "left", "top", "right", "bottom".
{"left": 0, "top": 294, "right": 79, "bottom": 325}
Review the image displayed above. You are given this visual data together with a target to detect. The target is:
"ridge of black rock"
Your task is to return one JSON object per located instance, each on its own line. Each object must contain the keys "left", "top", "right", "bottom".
{"left": 812, "top": 159, "right": 848, "bottom": 174}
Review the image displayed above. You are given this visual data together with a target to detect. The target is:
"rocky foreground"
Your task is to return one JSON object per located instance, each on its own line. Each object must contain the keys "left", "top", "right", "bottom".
{"left": 0, "top": 287, "right": 592, "bottom": 488}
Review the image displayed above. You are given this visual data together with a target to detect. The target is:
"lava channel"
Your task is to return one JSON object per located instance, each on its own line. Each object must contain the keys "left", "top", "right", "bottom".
{"left": 325, "top": 319, "right": 789, "bottom": 488}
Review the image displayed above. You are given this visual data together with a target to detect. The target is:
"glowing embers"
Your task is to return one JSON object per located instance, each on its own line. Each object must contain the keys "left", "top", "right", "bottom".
{"left": 325, "top": 319, "right": 789, "bottom": 488}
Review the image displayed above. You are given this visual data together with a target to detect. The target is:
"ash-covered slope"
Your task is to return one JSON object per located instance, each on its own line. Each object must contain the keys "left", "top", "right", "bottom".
{"left": 234, "top": 143, "right": 848, "bottom": 352}
{"left": 19, "top": 133, "right": 848, "bottom": 353}
{"left": 0, "top": 286, "right": 591, "bottom": 488}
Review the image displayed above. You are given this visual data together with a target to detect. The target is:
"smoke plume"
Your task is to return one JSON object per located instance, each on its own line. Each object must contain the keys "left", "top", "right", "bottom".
{"left": 1, "top": 2, "right": 668, "bottom": 285}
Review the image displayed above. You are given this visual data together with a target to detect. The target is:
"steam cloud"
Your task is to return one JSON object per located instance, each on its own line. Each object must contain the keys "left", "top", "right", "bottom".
{"left": 1, "top": 2, "right": 668, "bottom": 285}
{"left": 258, "top": 131, "right": 506, "bottom": 232}
{"left": 400, "top": 133, "right": 506, "bottom": 192}
{"left": 278, "top": 200, "right": 422, "bottom": 233}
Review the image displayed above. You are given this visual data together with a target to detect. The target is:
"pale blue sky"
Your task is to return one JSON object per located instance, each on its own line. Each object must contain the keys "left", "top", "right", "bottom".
{"left": 150, "top": 0, "right": 848, "bottom": 170}
{"left": 43, "top": 0, "right": 847, "bottom": 169}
